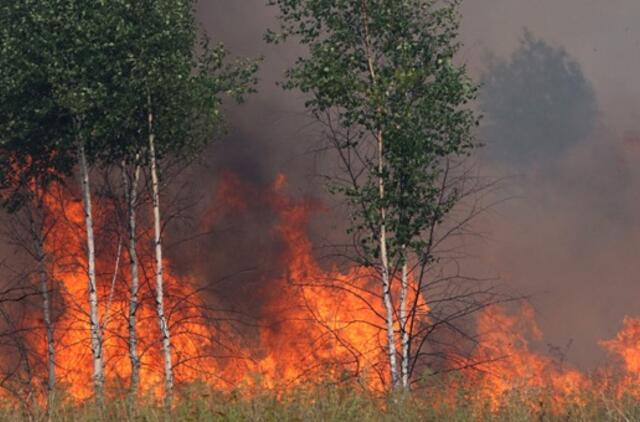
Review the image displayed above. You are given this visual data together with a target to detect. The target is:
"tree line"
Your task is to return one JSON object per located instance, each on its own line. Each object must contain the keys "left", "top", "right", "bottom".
{"left": 0, "top": 0, "right": 484, "bottom": 411}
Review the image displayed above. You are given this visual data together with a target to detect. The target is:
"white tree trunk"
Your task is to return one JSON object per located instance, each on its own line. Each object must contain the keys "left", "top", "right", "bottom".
{"left": 377, "top": 130, "right": 399, "bottom": 389}
{"left": 359, "top": 3, "right": 399, "bottom": 390}
{"left": 381, "top": 241, "right": 399, "bottom": 389}
{"left": 79, "top": 143, "right": 104, "bottom": 403}
{"left": 148, "top": 111, "right": 174, "bottom": 407}
{"left": 39, "top": 251, "right": 56, "bottom": 405}
{"left": 399, "top": 257, "right": 410, "bottom": 390}
{"left": 31, "top": 212, "right": 55, "bottom": 407}
{"left": 122, "top": 162, "right": 141, "bottom": 397}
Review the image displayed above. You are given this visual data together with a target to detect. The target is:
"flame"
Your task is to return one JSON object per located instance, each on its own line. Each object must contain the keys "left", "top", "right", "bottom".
{"left": 460, "top": 305, "right": 588, "bottom": 411}
{"left": 600, "top": 316, "right": 640, "bottom": 397}
{"left": 14, "top": 169, "right": 640, "bottom": 414}
{"left": 201, "top": 172, "right": 416, "bottom": 390}
{"left": 253, "top": 175, "right": 392, "bottom": 390}
{"left": 24, "top": 172, "right": 407, "bottom": 401}
{"left": 36, "top": 183, "right": 229, "bottom": 401}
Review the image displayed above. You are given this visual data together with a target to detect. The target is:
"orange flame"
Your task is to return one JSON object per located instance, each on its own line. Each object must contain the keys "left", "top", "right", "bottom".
{"left": 253, "top": 175, "right": 391, "bottom": 390}
{"left": 460, "top": 305, "right": 588, "bottom": 411}
{"left": 600, "top": 316, "right": 640, "bottom": 398}
{"left": 35, "top": 183, "right": 229, "bottom": 401}
{"left": 25, "top": 173, "right": 411, "bottom": 401}
{"left": 17, "top": 170, "right": 640, "bottom": 414}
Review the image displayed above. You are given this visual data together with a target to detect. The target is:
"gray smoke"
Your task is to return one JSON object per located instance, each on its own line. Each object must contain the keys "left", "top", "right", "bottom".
{"left": 174, "top": 0, "right": 640, "bottom": 370}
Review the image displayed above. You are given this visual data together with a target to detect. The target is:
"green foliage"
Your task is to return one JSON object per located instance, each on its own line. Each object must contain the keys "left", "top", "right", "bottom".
{"left": 0, "top": 0, "right": 77, "bottom": 211}
{"left": 89, "top": 0, "right": 260, "bottom": 165}
{"left": 267, "top": 0, "right": 479, "bottom": 264}
{"left": 0, "top": 0, "right": 144, "bottom": 209}
{"left": 0, "top": 0, "right": 259, "bottom": 210}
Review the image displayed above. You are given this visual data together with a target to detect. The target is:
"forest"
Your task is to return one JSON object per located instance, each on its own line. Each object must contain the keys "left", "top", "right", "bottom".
{"left": 1, "top": 0, "right": 640, "bottom": 421}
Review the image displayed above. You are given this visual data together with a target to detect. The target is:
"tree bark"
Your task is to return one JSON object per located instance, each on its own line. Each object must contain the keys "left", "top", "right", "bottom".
{"left": 30, "top": 208, "right": 56, "bottom": 407}
{"left": 377, "top": 129, "right": 399, "bottom": 389}
{"left": 122, "top": 161, "right": 141, "bottom": 398}
{"left": 148, "top": 110, "right": 174, "bottom": 408}
{"left": 78, "top": 143, "right": 104, "bottom": 403}
{"left": 399, "top": 256, "right": 410, "bottom": 390}
{"left": 359, "top": 0, "right": 400, "bottom": 390}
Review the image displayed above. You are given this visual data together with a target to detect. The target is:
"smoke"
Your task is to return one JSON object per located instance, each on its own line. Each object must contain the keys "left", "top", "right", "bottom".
{"left": 459, "top": 1, "right": 640, "bottom": 369}
{"left": 165, "top": 1, "right": 345, "bottom": 322}
{"left": 479, "top": 30, "right": 598, "bottom": 167}
{"left": 166, "top": 0, "right": 640, "bottom": 370}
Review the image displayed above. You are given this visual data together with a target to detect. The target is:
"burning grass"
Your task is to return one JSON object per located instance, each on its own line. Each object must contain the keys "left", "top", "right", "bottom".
{"left": 5, "top": 174, "right": 640, "bottom": 420}
{"left": 7, "top": 301, "right": 640, "bottom": 421}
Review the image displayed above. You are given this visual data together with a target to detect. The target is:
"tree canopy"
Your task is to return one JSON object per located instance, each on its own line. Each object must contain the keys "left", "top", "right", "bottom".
{"left": 267, "top": 0, "right": 479, "bottom": 263}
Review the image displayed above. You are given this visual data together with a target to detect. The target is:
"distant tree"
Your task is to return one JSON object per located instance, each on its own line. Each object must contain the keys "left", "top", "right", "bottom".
{"left": 268, "top": 0, "right": 478, "bottom": 391}
{"left": 480, "top": 30, "right": 597, "bottom": 167}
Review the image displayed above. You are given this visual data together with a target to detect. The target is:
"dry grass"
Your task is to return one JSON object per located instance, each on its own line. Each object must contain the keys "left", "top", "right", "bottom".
{"left": 1, "top": 379, "right": 639, "bottom": 421}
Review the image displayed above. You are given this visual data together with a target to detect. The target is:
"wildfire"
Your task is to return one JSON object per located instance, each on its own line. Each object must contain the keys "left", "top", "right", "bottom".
{"left": 460, "top": 305, "right": 588, "bottom": 411}
{"left": 14, "top": 171, "right": 640, "bottom": 413}
{"left": 24, "top": 173, "right": 403, "bottom": 401}
{"left": 600, "top": 316, "right": 640, "bottom": 398}
{"left": 254, "top": 175, "right": 390, "bottom": 390}
{"left": 38, "top": 183, "right": 223, "bottom": 400}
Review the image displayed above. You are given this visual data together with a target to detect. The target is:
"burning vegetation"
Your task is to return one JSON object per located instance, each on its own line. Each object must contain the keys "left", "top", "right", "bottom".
{"left": 2, "top": 172, "right": 640, "bottom": 419}
{"left": 2, "top": 0, "right": 640, "bottom": 421}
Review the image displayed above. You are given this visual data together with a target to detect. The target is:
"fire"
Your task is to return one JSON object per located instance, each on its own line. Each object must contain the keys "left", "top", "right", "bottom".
{"left": 24, "top": 173, "right": 405, "bottom": 401}
{"left": 16, "top": 169, "right": 640, "bottom": 413}
{"left": 452, "top": 306, "right": 640, "bottom": 411}
{"left": 201, "top": 172, "right": 414, "bottom": 390}
{"left": 600, "top": 317, "right": 640, "bottom": 398}
{"left": 35, "top": 183, "right": 228, "bottom": 401}
{"left": 253, "top": 174, "right": 391, "bottom": 390}
{"left": 459, "top": 305, "right": 588, "bottom": 411}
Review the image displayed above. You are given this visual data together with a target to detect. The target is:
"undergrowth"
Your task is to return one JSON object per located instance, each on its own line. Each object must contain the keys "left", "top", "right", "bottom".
{"left": 2, "top": 379, "right": 639, "bottom": 421}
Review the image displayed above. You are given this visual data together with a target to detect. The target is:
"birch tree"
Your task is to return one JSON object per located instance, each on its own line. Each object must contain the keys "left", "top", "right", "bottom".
{"left": 141, "top": 21, "right": 257, "bottom": 411}
{"left": 1, "top": 0, "right": 138, "bottom": 404}
{"left": 268, "top": 0, "right": 478, "bottom": 391}
{"left": 3, "top": 0, "right": 256, "bottom": 406}
{"left": 44, "top": 4, "right": 113, "bottom": 403}
{"left": 0, "top": 0, "right": 78, "bottom": 408}
{"left": 94, "top": 0, "right": 258, "bottom": 406}
{"left": 121, "top": 160, "right": 142, "bottom": 397}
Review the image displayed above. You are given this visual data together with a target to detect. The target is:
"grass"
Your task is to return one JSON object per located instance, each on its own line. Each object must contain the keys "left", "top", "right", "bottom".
{"left": 2, "top": 380, "right": 640, "bottom": 421}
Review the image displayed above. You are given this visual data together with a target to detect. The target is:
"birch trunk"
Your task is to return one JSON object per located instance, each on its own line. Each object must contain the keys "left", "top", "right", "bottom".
{"left": 359, "top": 0, "right": 399, "bottom": 390}
{"left": 122, "top": 162, "right": 141, "bottom": 397}
{"left": 148, "top": 110, "right": 174, "bottom": 407}
{"left": 78, "top": 143, "right": 104, "bottom": 403}
{"left": 399, "top": 257, "right": 410, "bottom": 390}
{"left": 31, "top": 211, "right": 55, "bottom": 406}
{"left": 377, "top": 129, "right": 399, "bottom": 389}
